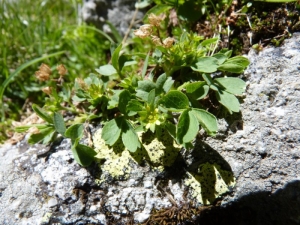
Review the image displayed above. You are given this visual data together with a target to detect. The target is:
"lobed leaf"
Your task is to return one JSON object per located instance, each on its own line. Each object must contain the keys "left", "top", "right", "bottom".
{"left": 191, "top": 109, "right": 218, "bottom": 136}
{"left": 160, "top": 90, "right": 189, "bottom": 111}
{"left": 218, "top": 56, "right": 250, "bottom": 73}
{"left": 147, "top": 89, "right": 156, "bottom": 108}
{"left": 185, "top": 81, "right": 209, "bottom": 100}
{"left": 53, "top": 112, "right": 66, "bottom": 136}
{"left": 215, "top": 90, "right": 240, "bottom": 114}
{"left": 121, "top": 120, "right": 141, "bottom": 152}
{"left": 119, "top": 90, "right": 132, "bottom": 115}
{"left": 95, "top": 64, "right": 117, "bottom": 76}
{"left": 191, "top": 57, "right": 219, "bottom": 73}
{"left": 72, "top": 142, "right": 97, "bottom": 167}
{"left": 214, "top": 77, "right": 246, "bottom": 95}
{"left": 102, "top": 118, "right": 122, "bottom": 146}
{"left": 155, "top": 73, "right": 167, "bottom": 94}
{"left": 177, "top": 109, "right": 199, "bottom": 144}
{"left": 127, "top": 100, "right": 144, "bottom": 112}
{"left": 65, "top": 124, "right": 84, "bottom": 140}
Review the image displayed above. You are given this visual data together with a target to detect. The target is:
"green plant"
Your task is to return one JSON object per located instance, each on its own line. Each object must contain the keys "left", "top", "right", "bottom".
{"left": 0, "top": 0, "right": 113, "bottom": 142}
{"left": 16, "top": 10, "right": 249, "bottom": 167}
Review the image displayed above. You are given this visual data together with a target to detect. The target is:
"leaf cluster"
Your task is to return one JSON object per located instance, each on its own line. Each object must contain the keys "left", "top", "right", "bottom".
{"left": 16, "top": 7, "right": 249, "bottom": 167}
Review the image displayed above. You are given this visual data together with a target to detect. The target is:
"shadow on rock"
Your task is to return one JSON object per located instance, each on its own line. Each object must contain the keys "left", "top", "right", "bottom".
{"left": 195, "top": 180, "right": 300, "bottom": 225}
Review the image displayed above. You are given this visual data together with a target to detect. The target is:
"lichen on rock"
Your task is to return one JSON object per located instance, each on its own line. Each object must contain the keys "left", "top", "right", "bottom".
{"left": 185, "top": 163, "right": 235, "bottom": 205}
{"left": 93, "top": 128, "right": 182, "bottom": 181}
{"left": 93, "top": 129, "right": 133, "bottom": 181}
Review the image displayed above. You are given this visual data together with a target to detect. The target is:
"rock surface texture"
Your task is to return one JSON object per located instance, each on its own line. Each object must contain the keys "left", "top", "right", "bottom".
{"left": 82, "top": 0, "right": 145, "bottom": 36}
{"left": 0, "top": 34, "right": 300, "bottom": 224}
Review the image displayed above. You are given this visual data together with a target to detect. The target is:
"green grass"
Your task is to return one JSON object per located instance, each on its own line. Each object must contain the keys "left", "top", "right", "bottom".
{"left": 0, "top": 0, "right": 114, "bottom": 142}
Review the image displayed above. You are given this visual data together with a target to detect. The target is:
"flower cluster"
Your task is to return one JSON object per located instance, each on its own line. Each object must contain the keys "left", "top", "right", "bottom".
{"left": 35, "top": 63, "right": 67, "bottom": 95}
{"left": 35, "top": 63, "right": 51, "bottom": 81}
{"left": 133, "top": 13, "right": 174, "bottom": 48}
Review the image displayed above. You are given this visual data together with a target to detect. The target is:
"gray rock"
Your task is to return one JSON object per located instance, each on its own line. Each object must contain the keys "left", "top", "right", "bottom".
{"left": 82, "top": 0, "right": 145, "bottom": 36}
{"left": 0, "top": 34, "right": 300, "bottom": 224}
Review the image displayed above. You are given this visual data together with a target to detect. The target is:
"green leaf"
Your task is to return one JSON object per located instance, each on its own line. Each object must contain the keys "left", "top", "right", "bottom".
{"left": 216, "top": 90, "right": 240, "bottom": 114}
{"left": 191, "top": 57, "right": 219, "bottom": 73}
{"left": 135, "top": 0, "right": 152, "bottom": 9}
{"left": 65, "top": 124, "right": 84, "bottom": 140}
{"left": 53, "top": 112, "right": 66, "bottom": 136}
{"left": 119, "top": 90, "right": 132, "bottom": 115}
{"left": 42, "top": 131, "right": 56, "bottom": 145}
{"left": 32, "top": 104, "right": 53, "bottom": 124}
{"left": 202, "top": 73, "right": 214, "bottom": 86}
{"left": 0, "top": 51, "right": 65, "bottom": 122}
{"left": 163, "top": 77, "right": 174, "bottom": 93}
{"left": 160, "top": 90, "right": 189, "bottom": 111}
{"left": 177, "top": 109, "right": 199, "bottom": 144}
{"left": 118, "top": 55, "right": 137, "bottom": 71}
{"left": 212, "top": 53, "right": 228, "bottom": 65}
{"left": 147, "top": 89, "right": 156, "bottom": 107}
{"left": 107, "top": 90, "right": 122, "bottom": 109}
{"left": 155, "top": 73, "right": 167, "bottom": 94}
{"left": 214, "top": 77, "right": 246, "bottom": 95}
{"left": 177, "top": 1, "right": 202, "bottom": 21}
{"left": 186, "top": 82, "right": 209, "bottom": 100}
{"left": 141, "top": 52, "right": 150, "bottom": 79}
{"left": 200, "top": 37, "right": 219, "bottom": 47}
{"left": 127, "top": 100, "right": 144, "bottom": 112}
{"left": 136, "top": 80, "right": 156, "bottom": 101}
{"left": 72, "top": 142, "right": 97, "bottom": 167}
{"left": 164, "top": 121, "right": 177, "bottom": 141}
{"left": 218, "top": 56, "right": 250, "bottom": 73}
{"left": 121, "top": 120, "right": 141, "bottom": 152}
{"left": 28, "top": 126, "right": 55, "bottom": 144}
{"left": 15, "top": 124, "right": 47, "bottom": 133}
{"left": 137, "top": 80, "right": 156, "bottom": 92}
{"left": 112, "top": 43, "right": 122, "bottom": 71}
{"left": 95, "top": 64, "right": 117, "bottom": 76}
{"left": 191, "top": 109, "right": 218, "bottom": 136}
{"left": 102, "top": 118, "right": 122, "bottom": 146}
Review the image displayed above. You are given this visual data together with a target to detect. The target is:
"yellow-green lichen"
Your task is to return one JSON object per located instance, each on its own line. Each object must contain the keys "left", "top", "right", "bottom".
{"left": 93, "top": 129, "right": 181, "bottom": 181}
{"left": 93, "top": 129, "right": 133, "bottom": 180}
{"left": 184, "top": 163, "right": 235, "bottom": 205}
{"left": 141, "top": 131, "right": 181, "bottom": 167}
{"left": 40, "top": 212, "right": 52, "bottom": 224}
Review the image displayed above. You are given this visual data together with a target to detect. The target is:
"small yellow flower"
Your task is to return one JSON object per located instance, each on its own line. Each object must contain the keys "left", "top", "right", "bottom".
{"left": 35, "top": 63, "right": 51, "bottom": 81}
{"left": 134, "top": 24, "right": 153, "bottom": 38}
{"left": 148, "top": 13, "right": 166, "bottom": 27}
{"left": 163, "top": 37, "right": 175, "bottom": 48}
{"left": 42, "top": 87, "right": 52, "bottom": 95}
{"left": 57, "top": 64, "right": 67, "bottom": 76}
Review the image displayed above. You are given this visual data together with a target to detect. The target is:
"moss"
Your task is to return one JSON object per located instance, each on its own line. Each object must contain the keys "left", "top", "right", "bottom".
{"left": 184, "top": 163, "right": 235, "bottom": 205}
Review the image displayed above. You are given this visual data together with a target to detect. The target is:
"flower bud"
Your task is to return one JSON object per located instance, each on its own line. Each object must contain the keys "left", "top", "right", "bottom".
{"left": 148, "top": 13, "right": 166, "bottom": 27}
{"left": 134, "top": 24, "right": 153, "bottom": 38}
{"left": 42, "top": 87, "right": 52, "bottom": 95}
{"left": 35, "top": 63, "right": 51, "bottom": 81}
{"left": 57, "top": 64, "right": 67, "bottom": 76}
{"left": 163, "top": 37, "right": 175, "bottom": 48}
{"left": 151, "top": 35, "right": 162, "bottom": 46}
